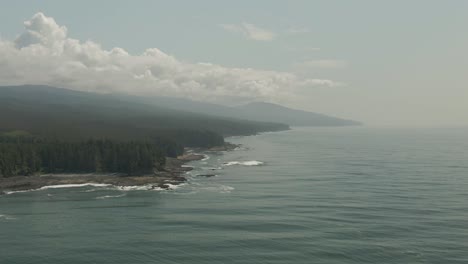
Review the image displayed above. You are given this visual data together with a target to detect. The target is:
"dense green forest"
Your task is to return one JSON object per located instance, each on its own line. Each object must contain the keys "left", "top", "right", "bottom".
{"left": 0, "top": 135, "right": 169, "bottom": 177}
{"left": 0, "top": 85, "right": 288, "bottom": 177}
{"left": 0, "top": 131, "right": 225, "bottom": 177}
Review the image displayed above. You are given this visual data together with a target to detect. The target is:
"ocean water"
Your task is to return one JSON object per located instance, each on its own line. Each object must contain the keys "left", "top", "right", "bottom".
{"left": 1, "top": 127, "right": 468, "bottom": 263}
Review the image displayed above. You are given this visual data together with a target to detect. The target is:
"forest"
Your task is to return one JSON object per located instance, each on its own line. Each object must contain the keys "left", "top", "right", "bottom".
{"left": 0, "top": 85, "right": 288, "bottom": 177}
{"left": 0, "top": 130, "right": 226, "bottom": 177}
{"left": 0, "top": 132, "right": 213, "bottom": 177}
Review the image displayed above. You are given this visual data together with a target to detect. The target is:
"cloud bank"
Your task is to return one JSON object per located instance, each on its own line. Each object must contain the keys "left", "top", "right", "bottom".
{"left": 0, "top": 13, "right": 339, "bottom": 104}
{"left": 294, "top": 60, "right": 348, "bottom": 69}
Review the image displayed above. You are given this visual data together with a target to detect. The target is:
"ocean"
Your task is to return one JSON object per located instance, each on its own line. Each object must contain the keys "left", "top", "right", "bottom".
{"left": 1, "top": 127, "right": 467, "bottom": 263}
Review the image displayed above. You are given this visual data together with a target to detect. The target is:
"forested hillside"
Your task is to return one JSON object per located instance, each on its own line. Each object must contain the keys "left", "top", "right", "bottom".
{"left": 0, "top": 85, "right": 288, "bottom": 140}
{"left": 0, "top": 135, "right": 170, "bottom": 177}
{"left": 118, "top": 93, "right": 361, "bottom": 126}
{"left": 0, "top": 85, "right": 289, "bottom": 177}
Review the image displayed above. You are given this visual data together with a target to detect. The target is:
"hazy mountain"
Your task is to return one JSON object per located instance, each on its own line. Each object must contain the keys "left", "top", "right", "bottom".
{"left": 235, "top": 102, "right": 361, "bottom": 126}
{"left": 0, "top": 85, "right": 288, "bottom": 140}
{"left": 121, "top": 95, "right": 361, "bottom": 127}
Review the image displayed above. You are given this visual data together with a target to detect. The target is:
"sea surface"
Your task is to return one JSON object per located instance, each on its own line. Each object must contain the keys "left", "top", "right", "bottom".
{"left": 1, "top": 127, "right": 468, "bottom": 263}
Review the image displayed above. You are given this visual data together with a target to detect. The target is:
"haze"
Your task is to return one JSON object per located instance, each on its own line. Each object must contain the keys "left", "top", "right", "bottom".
{"left": 0, "top": 0, "right": 467, "bottom": 127}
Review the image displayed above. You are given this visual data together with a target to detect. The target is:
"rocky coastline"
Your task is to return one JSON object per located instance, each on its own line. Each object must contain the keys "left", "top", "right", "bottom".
{"left": 0, "top": 143, "right": 239, "bottom": 194}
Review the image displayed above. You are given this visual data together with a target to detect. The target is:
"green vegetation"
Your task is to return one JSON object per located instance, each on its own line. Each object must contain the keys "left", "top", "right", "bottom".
{"left": 0, "top": 85, "right": 289, "bottom": 177}
{"left": 0, "top": 136, "right": 173, "bottom": 177}
{"left": 0, "top": 85, "right": 288, "bottom": 140}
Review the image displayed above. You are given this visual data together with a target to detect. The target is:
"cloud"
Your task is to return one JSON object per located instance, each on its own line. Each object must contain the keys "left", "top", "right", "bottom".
{"left": 294, "top": 60, "right": 348, "bottom": 69}
{"left": 219, "top": 23, "right": 276, "bottom": 41}
{"left": 0, "top": 13, "right": 339, "bottom": 104}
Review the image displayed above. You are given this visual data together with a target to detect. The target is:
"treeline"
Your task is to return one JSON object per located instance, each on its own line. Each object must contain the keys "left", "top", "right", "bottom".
{"left": 162, "top": 130, "right": 224, "bottom": 148}
{"left": 0, "top": 85, "right": 290, "bottom": 178}
{"left": 0, "top": 135, "right": 186, "bottom": 177}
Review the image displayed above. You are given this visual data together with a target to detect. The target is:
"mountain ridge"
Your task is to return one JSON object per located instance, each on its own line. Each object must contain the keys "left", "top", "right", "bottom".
{"left": 111, "top": 93, "right": 361, "bottom": 127}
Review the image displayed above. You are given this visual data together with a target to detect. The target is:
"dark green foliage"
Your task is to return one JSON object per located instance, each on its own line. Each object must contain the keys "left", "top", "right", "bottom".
{"left": 0, "top": 85, "right": 289, "bottom": 141}
{"left": 0, "top": 85, "right": 289, "bottom": 177}
{"left": 0, "top": 136, "right": 178, "bottom": 177}
{"left": 151, "top": 130, "right": 224, "bottom": 148}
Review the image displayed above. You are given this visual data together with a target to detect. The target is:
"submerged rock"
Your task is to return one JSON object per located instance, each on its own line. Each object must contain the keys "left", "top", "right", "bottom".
{"left": 155, "top": 183, "right": 171, "bottom": 190}
{"left": 196, "top": 174, "right": 217, "bottom": 178}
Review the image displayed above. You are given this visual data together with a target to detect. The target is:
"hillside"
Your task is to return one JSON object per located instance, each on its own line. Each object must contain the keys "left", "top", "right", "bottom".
{"left": 119, "top": 95, "right": 361, "bottom": 126}
{"left": 0, "top": 85, "right": 289, "bottom": 141}
{"left": 237, "top": 102, "right": 361, "bottom": 126}
{"left": 0, "top": 85, "right": 289, "bottom": 177}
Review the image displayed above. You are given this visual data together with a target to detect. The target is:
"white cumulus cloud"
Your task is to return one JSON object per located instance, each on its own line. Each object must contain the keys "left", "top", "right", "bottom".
{"left": 0, "top": 13, "right": 339, "bottom": 104}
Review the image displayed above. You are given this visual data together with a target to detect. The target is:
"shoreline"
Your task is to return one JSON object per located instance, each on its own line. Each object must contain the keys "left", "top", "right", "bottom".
{"left": 0, "top": 143, "right": 239, "bottom": 195}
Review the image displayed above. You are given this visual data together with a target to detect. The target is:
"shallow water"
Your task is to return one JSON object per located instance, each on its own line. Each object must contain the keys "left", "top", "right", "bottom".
{"left": 1, "top": 127, "right": 468, "bottom": 263}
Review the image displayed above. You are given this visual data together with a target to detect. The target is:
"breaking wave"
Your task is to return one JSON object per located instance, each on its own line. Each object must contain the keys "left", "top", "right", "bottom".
{"left": 0, "top": 214, "right": 16, "bottom": 220}
{"left": 39, "top": 183, "right": 111, "bottom": 190}
{"left": 4, "top": 183, "right": 184, "bottom": 195}
{"left": 116, "top": 183, "right": 184, "bottom": 191}
{"left": 96, "top": 194, "right": 126, "bottom": 199}
{"left": 224, "top": 161, "right": 264, "bottom": 166}
{"left": 201, "top": 185, "right": 235, "bottom": 193}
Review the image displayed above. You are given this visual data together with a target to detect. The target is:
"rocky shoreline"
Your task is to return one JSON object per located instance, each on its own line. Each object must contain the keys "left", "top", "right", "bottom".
{"left": 0, "top": 143, "right": 239, "bottom": 194}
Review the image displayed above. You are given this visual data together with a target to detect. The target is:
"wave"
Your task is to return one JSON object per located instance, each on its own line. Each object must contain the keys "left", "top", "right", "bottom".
{"left": 4, "top": 189, "right": 34, "bottom": 195}
{"left": 202, "top": 185, "right": 235, "bottom": 193}
{"left": 116, "top": 183, "right": 184, "bottom": 191}
{"left": 5, "top": 183, "right": 162, "bottom": 195}
{"left": 39, "top": 183, "right": 111, "bottom": 190}
{"left": 96, "top": 194, "right": 126, "bottom": 200}
{"left": 201, "top": 154, "right": 210, "bottom": 161}
{"left": 0, "top": 214, "right": 16, "bottom": 220}
{"left": 223, "top": 160, "right": 264, "bottom": 166}
{"left": 4, "top": 181, "right": 185, "bottom": 196}
{"left": 81, "top": 188, "right": 99, "bottom": 193}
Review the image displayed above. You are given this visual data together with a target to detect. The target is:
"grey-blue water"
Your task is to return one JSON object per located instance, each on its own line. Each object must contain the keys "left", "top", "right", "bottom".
{"left": 1, "top": 127, "right": 468, "bottom": 263}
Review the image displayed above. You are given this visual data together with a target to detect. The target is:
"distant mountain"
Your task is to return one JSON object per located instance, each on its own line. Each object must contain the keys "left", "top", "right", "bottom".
{"left": 122, "top": 95, "right": 361, "bottom": 127}
{"left": 0, "top": 85, "right": 360, "bottom": 142}
{"left": 235, "top": 102, "right": 361, "bottom": 126}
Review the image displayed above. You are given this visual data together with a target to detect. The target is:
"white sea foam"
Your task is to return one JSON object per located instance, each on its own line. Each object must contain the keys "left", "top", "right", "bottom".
{"left": 201, "top": 154, "right": 210, "bottom": 161}
{"left": 117, "top": 185, "right": 157, "bottom": 191}
{"left": 165, "top": 183, "right": 183, "bottom": 190}
{"left": 4, "top": 189, "right": 33, "bottom": 195}
{"left": 96, "top": 194, "right": 126, "bottom": 199}
{"left": 5, "top": 183, "right": 111, "bottom": 195}
{"left": 224, "top": 160, "right": 264, "bottom": 166}
{"left": 39, "top": 183, "right": 111, "bottom": 190}
{"left": 202, "top": 185, "right": 235, "bottom": 193}
{"left": 0, "top": 214, "right": 16, "bottom": 220}
{"left": 4, "top": 182, "right": 184, "bottom": 195}
{"left": 116, "top": 183, "right": 184, "bottom": 191}
{"left": 219, "top": 185, "right": 235, "bottom": 193}
{"left": 201, "top": 166, "right": 223, "bottom": 170}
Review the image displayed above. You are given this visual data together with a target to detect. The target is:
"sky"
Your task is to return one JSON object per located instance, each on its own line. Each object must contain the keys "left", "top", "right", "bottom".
{"left": 0, "top": 0, "right": 467, "bottom": 127}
